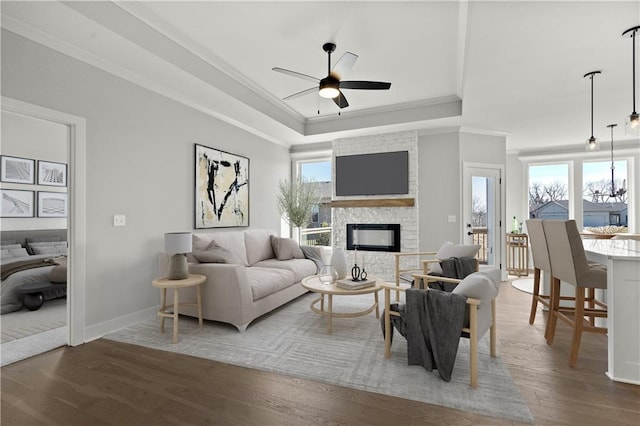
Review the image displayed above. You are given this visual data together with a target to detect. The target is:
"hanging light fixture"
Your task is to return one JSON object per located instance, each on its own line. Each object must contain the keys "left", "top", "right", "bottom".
{"left": 607, "top": 124, "right": 626, "bottom": 198}
{"left": 623, "top": 26, "right": 640, "bottom": 137}
{"left": 584, "top": 71, "right": 601, "bottom": 151}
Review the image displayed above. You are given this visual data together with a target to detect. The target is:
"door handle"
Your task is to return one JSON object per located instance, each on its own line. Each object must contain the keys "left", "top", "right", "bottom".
{"left": 467, "top": 231, "right": 473, "bottom": 236}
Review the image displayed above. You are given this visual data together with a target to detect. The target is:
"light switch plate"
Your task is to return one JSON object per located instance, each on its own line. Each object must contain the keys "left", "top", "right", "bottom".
{"left": 448, "top": 215, "right": 456, "bottom": 223}
{"left": 113, "top": 215, "right": 126, "bottom": 227}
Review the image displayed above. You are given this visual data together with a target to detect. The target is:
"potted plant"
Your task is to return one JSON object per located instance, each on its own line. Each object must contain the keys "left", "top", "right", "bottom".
{"left": 276, "top": 177, "right": 320, "bottom": 242}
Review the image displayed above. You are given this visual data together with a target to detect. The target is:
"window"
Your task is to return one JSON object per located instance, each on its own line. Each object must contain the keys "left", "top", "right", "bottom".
{"left": 528, "top": 164, "right": 570, "bottom": 220}
{"left": 298, "top": 159, "right": 332, "bottom": 246}
{"left": 583, "top": 160, "right": 628, "bottom": 230}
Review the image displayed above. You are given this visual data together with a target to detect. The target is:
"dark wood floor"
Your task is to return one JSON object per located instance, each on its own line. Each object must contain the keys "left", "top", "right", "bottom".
{"left": 2, "top": 279, "right": 639, "bottom": 425}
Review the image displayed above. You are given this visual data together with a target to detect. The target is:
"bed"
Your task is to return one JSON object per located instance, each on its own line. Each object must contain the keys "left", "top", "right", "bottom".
{"left": 1, "top": 229, "right": 68, "bottom": 314}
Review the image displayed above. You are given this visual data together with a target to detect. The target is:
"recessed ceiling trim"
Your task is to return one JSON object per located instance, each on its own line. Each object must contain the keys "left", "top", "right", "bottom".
{"left": 305, "top": 96, "right": 462, "bottom": 136}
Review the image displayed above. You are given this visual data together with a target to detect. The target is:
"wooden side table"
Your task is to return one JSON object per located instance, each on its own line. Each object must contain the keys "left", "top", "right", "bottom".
{"left": 152, "top": 274, "right": 206, "bottom": 343}
{"left": 506, "top": 233, "right": 529, "bottom": 277}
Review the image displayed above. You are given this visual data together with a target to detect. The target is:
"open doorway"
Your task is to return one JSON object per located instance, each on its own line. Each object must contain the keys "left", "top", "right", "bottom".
{"left": 1, "top": 97, "right": 86, "bottom": 365}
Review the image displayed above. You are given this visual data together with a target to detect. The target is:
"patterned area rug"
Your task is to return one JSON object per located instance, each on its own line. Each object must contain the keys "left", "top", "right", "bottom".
{"left": 1, "top": 297, "right": 66, "bottom": 343}
{"left": 105, "top": 292, "right": 533, "bottom": 423}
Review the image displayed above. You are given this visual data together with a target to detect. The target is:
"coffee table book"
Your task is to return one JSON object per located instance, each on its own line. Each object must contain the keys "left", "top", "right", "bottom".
{"left": 336, "top": 278, "right": 376, "bottom": 290}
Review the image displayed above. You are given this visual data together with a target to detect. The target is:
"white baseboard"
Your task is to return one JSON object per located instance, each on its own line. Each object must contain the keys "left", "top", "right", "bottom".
{"left": 83, "top": 306, "right": 157, "bottom": 342}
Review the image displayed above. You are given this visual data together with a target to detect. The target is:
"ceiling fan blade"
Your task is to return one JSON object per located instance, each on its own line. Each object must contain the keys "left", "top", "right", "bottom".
{"left": 330, "top": 52, "right": 358, "bottom": 80}
{"left": 272, "top": 67, "right": 320, "bottom": 83}
{"left": 333, "top": 91, "right": 349, "bottom": 108}
{"left": 283, "top": 86, "right": 317, "bottom": 101}
{"left": 340, "top": 80, "right": 391, "bottom": 90}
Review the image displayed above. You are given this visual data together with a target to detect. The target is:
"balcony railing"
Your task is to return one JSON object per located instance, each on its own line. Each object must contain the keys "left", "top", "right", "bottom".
{"left": 301, "top": 226, "right": 332, "bottom": 246}
{"left": 470, "top": 227, "right": 488, "bottom": 264}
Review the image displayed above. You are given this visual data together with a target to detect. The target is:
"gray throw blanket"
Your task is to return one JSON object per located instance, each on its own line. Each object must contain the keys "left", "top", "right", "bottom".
{"left": 429, "top": 257, "right": 477, "bottom": 292}
{"left": 382, "top": 288, "right": 467, "bottom": 382}
{"left": 300, "top": 245, "right": 324, "bottom": 273}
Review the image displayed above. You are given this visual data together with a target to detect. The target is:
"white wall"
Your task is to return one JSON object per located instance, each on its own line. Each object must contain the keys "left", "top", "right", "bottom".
{"left": 1, "top": 110, "right": 68, "bottom": 230}
{"left": 1, "top": 30, "right": 290, "bottom": 331}
{"left": 417, "top": 131, "right": 461, "bottom": 248}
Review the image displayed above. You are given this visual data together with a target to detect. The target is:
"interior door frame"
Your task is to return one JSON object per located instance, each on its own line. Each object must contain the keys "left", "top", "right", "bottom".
{"left": 2, "top": 97, "right": 87, "bottom": 346}
{"left": 462, "top": 162, "right": 506, "bottom": 280}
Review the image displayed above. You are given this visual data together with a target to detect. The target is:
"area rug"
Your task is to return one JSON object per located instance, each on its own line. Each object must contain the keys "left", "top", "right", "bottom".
{"left": 512, "top": 278, "right": 534, "bottom": 294}
{"left": 1, "top": 297, "right": 66, "bottom": 343}
{"left": 105, "top": 293, "right": 533, "bottom": 423}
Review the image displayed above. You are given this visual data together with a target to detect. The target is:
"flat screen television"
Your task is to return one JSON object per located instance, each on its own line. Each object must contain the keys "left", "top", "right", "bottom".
{"left": 335, "top": 151, "right": 409, "bottom": 196}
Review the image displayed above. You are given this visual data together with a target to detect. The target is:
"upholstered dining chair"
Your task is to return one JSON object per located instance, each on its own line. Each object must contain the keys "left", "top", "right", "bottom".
{"left": 525, "top": 219, "right": 552, "bottom": 327}
{"left": 542, "top": 220, "right": 608, "bottom": 367}
{"left": 382, "top": 269, "right": 500, "bottom": 388}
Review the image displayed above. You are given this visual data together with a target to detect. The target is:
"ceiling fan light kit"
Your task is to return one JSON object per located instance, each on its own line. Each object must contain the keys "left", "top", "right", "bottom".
{"left": 623, "top": 25, "right": 640, "bottom": 137}
{"left": 273, "top": 42, "right": 391, "bottom": 110}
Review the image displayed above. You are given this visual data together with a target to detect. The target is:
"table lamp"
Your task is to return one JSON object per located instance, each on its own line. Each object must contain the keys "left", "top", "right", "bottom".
{"left": 165, "top": 232, "right": 192, "bottom": 280}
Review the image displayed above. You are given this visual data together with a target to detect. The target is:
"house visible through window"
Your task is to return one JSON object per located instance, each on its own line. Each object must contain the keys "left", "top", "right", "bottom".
{"left": 528, "top": 163, "right": 569, "bottom": 220}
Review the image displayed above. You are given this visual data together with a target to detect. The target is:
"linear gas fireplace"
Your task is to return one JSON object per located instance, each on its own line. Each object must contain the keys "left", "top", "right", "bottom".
{"left": 346, "top": 224, "right": 401, "bottom": 252}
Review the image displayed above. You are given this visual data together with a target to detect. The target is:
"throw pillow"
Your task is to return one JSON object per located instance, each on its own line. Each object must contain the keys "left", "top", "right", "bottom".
{"left": 430, "top": 242, "right": 481, "bottom": 274}
{"left": 192, "top": 242, "right": 242, "bottom": 264}
{"left": 8, "top": 248, "right": 29, "bottom": 258}
{"left": 451, "top": 270, "right": 500, "bottom": 304}
{"left": 270, "top": 235, "right": 304, "bottom": 261}
{"left": 49, "top": 265, "right": 67, "bottom": 283}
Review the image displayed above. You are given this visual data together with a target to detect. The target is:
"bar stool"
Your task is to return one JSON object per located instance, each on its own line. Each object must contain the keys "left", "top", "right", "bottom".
{"left": 542, "top": 220, "right": 608, "bottom": 367}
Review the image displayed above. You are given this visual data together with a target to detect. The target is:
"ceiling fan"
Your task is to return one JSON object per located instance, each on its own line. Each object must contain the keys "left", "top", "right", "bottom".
{"left": 272, "top": 42, "right": 391, "bottom": 109}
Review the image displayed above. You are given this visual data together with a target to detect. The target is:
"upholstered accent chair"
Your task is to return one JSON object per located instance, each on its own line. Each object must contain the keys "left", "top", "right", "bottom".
{"left": 542, "top": 220, "right": 608, "bottom": 367}
{"left": 382, "top": 269, "right": 501, "bottom": 387}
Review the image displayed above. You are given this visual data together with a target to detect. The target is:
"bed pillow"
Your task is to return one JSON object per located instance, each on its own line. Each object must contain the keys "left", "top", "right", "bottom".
{"left": 192, "top": 242, "right": 243, "bottom": 264}
{"left": 1, "top": 243, "right": 22, "bottom": 250}
{"left": 270, "top": 235, "right": 305, "bottom": 261}
{"left": 2, "top": 247, "right": 29, "bottom": 259}
{"left": 429, "top": 242, "right": 481, "bottom": 274}
{"left": 29, "top": 242, "right": 67, "bottom": 255}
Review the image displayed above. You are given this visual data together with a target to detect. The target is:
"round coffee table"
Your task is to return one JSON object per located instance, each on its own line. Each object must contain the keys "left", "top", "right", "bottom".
{"left": 301, "top": 275, "right": 382, "bottom": 333}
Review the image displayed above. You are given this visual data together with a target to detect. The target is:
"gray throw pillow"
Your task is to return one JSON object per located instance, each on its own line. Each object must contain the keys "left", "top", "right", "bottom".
{"left": 270, "top": 235, "right": 304, "bottom": 261}
{"left": 192, "top": 242, "right": 242, "bottom": 264}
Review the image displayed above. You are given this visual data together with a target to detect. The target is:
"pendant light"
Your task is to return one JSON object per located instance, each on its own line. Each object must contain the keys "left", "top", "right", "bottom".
{"left": 623, "top": 26, "right": 640, "bottom": 137}
{"left": 584, "top": 71, "right": 601, "bottom": 151}
{"left": 607, "top": 124, "right": 626, "bottom": 198}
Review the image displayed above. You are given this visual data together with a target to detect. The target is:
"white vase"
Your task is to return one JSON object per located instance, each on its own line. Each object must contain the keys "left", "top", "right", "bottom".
{"left": 331, "top": 248, "right": 348, "bottom": 280}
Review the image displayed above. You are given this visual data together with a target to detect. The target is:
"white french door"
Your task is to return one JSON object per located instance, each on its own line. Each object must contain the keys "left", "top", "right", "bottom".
{"left": 462, "top": 163, "right": 503, "bottom": 272}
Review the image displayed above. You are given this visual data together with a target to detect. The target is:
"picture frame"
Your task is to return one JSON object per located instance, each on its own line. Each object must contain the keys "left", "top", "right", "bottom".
{"left": 195, "top": 144, "right": 249, "bottom": 228}
{"left": 1, "top": 155, "right": 35, "bottom": 184}
{"left": 38, "top": 160, "right": 67, "bottom": 187}
{"left": 37, "top": 191, "right": 68, "bottom": 218}
{"left": 1, "top": 189, "right": 35, "bottom": 218}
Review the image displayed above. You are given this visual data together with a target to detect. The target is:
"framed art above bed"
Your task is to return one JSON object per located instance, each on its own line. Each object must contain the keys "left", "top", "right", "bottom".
{"left": 1, "top": 155, "right": 35, "bottom": 184}
{"left": 194, "top": 144, "right": 249, "bottom": 229}
{"left": 1, "top": 189, "right": 35, "bottom": 218}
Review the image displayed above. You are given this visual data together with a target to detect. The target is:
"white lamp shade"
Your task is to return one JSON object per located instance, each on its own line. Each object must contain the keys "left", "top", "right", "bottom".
{"left": 164, "top": 232, "right": 192, "bottom": 255}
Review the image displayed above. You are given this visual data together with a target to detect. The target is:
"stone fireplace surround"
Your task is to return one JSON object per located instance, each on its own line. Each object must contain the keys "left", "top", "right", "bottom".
{"left": 332, "top": 131, "right": 419, "bottom": 281}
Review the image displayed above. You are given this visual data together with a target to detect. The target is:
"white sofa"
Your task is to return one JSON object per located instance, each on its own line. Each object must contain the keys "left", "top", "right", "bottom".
{"left": 161, "top": 229, "right": 319, "bottom": 331}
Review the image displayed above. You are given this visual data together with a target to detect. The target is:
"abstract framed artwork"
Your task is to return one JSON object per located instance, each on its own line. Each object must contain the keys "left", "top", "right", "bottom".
{"left": 1, "top": 155, "right": 35, "bottom": 184}
{"left": 38, "top": 160, "right": 67, "bottom": 187}
{"left": 1, "top": 189, "right": 35, "bottom": 218}
{"left": 37, "top": 191, "right": 68, "bottom": 218}
{"left": 195, "top": 144, "right": 249, "bottom": 228}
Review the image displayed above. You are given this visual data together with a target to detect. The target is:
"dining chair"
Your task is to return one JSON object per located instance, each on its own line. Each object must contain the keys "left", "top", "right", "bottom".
{"left": 542, "top": 220, "right": 608, "bottom": 367}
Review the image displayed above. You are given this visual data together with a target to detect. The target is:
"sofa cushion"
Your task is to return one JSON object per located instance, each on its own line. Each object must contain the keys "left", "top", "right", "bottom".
{"left": 430, "top": 242, "right": 480, "bottom": 274}
{"left": 253, "top": 258, "right": 316, "bottom": 282}
{"left": 246, "top": 267, "right": 296, "bottom": 301}
{"left": 244, "top": 229, "right": 276, "bottom": 265}
{"left": 270, "top": 235, "right": 304, "bottom": 261}
{"left": 192, "top": 242, "right": 243, "bottom": 264}
{"left": 191, "top": 231, "right": 248, "bottom": 266}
